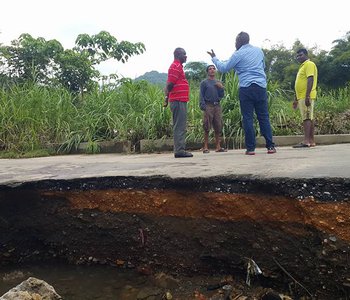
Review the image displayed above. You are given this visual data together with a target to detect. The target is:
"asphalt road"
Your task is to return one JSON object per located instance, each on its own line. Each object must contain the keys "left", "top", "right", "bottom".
{"left": 0, "top": 144, "right": 349, "bottom": 187}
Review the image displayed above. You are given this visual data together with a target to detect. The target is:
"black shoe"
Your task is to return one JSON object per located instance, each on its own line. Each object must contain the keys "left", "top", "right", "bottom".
{"left": 174, "top": 151, "right": 193, "bottom": 158}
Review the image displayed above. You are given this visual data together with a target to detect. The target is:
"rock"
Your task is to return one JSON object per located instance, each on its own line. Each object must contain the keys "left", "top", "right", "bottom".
{"left": 163, "top": 291, "right": 172, "bottom": 300}
{"left": 0, "top": 277, "right": 62, "bottom": 300}
{"left": 329, "top": 235, "right": 337, "bottom": 242}
{"left": 2, "top": 291, "right": 41, "bottom": 300}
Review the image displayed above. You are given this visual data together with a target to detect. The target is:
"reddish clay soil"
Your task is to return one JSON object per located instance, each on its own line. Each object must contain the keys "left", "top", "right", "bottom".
{"left": 65, "top": 189, "right": 350, "bottom": 242}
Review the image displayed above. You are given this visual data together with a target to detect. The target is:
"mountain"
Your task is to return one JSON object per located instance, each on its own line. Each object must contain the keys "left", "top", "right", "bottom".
{"left": 134, "top": 70, "right": 167, "bottom": 86}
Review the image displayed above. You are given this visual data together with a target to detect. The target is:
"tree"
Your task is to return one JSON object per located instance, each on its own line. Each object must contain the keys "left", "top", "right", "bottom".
{"left": 317, "top": 32, "right": 350, "bottom": 88}
{"left": 74, "top": 31, "right": 145, "bottom": 64}
{"left": 263, "top": 44, "right": 296, "bottom": 90}
{"left": 56, "top": 49, "right": 99, "bottom": 95}
{"left": 0, "top": 34, "right": 64, "bottom": 85}
{"left": 184, "top": 61, "right": 207, "bottom": 82}
{"left": 0, "top": 31, "right": 146, "bottom": 95}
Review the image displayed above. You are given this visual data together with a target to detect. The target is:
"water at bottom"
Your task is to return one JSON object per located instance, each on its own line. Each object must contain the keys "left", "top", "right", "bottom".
{"left": 0, "top": 262, "right": 153, "bottom": 299}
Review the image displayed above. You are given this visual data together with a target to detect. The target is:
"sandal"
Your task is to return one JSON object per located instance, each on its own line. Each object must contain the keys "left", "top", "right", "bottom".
{"left": 292, "top": 143, "right": 310, "bottom": 148}
{"left": 203, "top": 149, "right": 210, "bottom": 154}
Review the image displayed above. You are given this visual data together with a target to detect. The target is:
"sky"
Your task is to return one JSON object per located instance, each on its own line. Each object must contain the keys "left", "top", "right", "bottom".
{"left": 1, "top": 0, "right": 348, "bottom": 79}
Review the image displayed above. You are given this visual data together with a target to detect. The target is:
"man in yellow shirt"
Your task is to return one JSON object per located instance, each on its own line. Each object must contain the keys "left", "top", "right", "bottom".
{"left": 293, "top": 48, "right": 318, "bottom": 148}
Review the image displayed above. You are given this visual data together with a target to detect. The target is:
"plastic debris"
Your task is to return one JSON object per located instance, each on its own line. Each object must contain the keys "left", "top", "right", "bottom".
{"left": 246, "top": 258, "right": 262, "bottom": 286}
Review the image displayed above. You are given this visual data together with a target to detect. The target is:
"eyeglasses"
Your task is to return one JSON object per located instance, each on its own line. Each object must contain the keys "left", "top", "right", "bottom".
{"left": 208, "top": 67, "right": 216, "bottom": 70}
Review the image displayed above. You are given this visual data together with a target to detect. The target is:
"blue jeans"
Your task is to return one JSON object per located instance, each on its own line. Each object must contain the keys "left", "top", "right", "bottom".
{"left": 239, "top": 84, "right": 275, "bottom": 151}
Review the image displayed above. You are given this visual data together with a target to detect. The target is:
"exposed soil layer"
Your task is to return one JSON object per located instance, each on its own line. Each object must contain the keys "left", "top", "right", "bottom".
{"left": 1, "top": 176, "right": 350, "bottom": 299}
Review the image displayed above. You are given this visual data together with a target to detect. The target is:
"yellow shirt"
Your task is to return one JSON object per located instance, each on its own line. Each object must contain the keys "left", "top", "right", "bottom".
{"left": 295, "top": 60, "right": 318, "bottom": 100}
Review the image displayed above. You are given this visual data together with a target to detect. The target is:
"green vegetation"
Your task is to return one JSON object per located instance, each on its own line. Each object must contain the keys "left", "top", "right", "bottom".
{"left": 0, "top": 31, "right": 349, "bottom": 157}
{"left": 1, "top": 75, "right": 349, "bottom": 158}
{"left": 0, "top": 31, "right": 145, "bottom": 95}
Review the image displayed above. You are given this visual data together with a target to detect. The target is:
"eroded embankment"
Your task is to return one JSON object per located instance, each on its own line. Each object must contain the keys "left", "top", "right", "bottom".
{"left": 0, "top": 176, "right": 350, "bottom": 299}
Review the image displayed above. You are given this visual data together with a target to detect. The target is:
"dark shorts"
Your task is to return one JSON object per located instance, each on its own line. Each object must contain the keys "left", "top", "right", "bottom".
{"left": 203, "top": 103, "right": 223, "bottom": 133}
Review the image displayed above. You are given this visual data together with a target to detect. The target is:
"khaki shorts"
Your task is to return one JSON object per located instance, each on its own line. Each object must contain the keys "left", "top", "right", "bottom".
{"left": 298, "top": 98, "right": 315, "bottom": 121}
{"left": 203, "top": 103, "right": 223, "bottom": 134}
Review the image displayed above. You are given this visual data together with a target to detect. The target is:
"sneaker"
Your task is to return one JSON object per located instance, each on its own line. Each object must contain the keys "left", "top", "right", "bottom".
{"left": 245, "top": 150, "right": 255, "bottom": 155}
{"left": 174, "top": 151, "right": 193, "bottom": 158}
{"left": 267, "top": 147, "right": 276, "bottom": 154}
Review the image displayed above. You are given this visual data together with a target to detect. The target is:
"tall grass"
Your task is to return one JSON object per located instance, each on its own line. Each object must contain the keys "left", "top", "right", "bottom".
{"left": 314, "top": 84, "right": 350, "bottom": 134}
{"left": 0, "top": 83, "right": 76, "bottom": 152}
{"left": 0, "top": 77, "right": 349, "bottom": 155}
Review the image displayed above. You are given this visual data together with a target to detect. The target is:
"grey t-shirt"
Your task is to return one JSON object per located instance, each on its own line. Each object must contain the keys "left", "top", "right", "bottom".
{"left": 199, "top": 79, "right": 224, "bottom": 110}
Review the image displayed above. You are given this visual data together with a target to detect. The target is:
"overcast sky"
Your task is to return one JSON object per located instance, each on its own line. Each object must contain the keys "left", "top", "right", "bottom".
{"left": 1, "top": 0, "right": 348, "bottom": 79}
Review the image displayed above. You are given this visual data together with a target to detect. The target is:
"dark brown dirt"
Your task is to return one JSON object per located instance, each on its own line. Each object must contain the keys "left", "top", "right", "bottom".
{"left": 1, "top": 176, "right": 350, "bottom": 299}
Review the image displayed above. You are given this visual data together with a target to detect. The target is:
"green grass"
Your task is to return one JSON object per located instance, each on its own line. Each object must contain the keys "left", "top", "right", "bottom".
{"left": 0, "top": 149, "right": 53, "bottom": 159}
{"left": 0, "top": 76, "right": 349, "bottom": 158}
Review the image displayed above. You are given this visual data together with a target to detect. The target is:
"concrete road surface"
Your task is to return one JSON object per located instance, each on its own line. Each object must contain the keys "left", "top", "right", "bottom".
{"left": 0, "top": 144, "right": 349, "bottom": 187}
